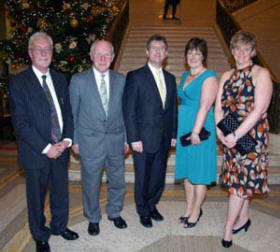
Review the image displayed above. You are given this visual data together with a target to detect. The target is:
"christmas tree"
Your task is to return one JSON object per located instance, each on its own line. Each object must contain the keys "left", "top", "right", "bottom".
{"left": 0, "top": 0, "right": 122, "bottom": 76}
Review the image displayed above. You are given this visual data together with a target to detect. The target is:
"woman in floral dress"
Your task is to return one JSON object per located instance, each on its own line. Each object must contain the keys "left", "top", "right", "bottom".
{"left": 215, "top": 31, "right": 273, "bottom": 248}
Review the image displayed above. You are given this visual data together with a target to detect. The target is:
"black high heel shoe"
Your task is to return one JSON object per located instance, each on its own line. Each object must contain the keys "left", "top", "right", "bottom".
{"left": 233, "top": 219, "right": 251, "bottom": 234}
{"left": 179, "top": 216, "right": 189, "bottom": 223}
{"left": 221, "top": 239, "right": 232, "bottom": 248}
{"left": 184, "top": 209, "right": 203, "bottom": 228}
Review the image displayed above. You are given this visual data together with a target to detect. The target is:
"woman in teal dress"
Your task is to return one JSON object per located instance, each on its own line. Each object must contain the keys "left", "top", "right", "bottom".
{"left": 175, "top": 38, "right": 218, "bottom": 228}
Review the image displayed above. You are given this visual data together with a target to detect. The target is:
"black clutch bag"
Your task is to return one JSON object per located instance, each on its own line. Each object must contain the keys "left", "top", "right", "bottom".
{"left": 180, "top": 127, "right": 211, "bottom": 146}
{"left": 217, "top": 113, "right": 257, "bottom": 155}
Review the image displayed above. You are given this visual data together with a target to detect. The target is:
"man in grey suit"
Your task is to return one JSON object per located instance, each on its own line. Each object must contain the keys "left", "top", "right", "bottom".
{"left": 69, "top": 40, "right": 128, "bottom": 236}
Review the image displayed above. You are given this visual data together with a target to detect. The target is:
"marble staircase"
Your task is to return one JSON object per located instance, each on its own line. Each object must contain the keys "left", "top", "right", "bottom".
{"left": 118, "top": 25, "right": 230, "bottom": 82}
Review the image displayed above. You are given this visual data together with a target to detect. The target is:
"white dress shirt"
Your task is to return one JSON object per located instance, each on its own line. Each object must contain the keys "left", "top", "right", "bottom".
{"left": 148, "top": 63, "right": 167, "bottom": 101}
{"left": 32, "top": 66, "right": 71, "bottom": 153}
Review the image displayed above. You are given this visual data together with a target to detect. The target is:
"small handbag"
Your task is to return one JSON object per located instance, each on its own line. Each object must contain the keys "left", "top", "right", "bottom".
{"left": 180, "top": 127, "right": 210, "bottom": 146}
{"left": 217, "top": 113, "right": 257, "bottom": 155}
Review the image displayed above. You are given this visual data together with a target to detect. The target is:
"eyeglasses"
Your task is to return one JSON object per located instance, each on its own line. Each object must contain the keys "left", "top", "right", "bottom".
{"left": 149, "top": 46, "right": 166, "bottom": 52}
{"left": 232, "top": 46, "right": 253, "bottom": 54}
{"left": 93, "top": 53, "right": 113, "bottom": 58}
{"left": 32, "top": 47, "right": 52, "bottom": 54}
{"left": 187, "top": 51, "right": 203, "bottom": 57}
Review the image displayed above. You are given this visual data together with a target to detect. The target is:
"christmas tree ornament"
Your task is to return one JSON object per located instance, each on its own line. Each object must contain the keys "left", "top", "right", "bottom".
{"left": 68, "top": 56, "right": 75, "bottom": 63}
{"left": 85, "top": 17, "right": 91, "bottom": 24}
{"left": 20, "top": 26, "right": 28, "bottom": 33}
{"left": 70, "top": 18, "right": 79, "bottom": 28}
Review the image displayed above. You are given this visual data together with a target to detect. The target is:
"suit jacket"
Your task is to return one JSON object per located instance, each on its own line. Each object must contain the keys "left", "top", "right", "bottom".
{"left": 8, "top": 67, "right": 73, "bottom": 169}
{"left": 123, "top": 65, "right": 177, "bottom": 153}
{"left": 69, "top": 68, "right": 126, "bottom": 158}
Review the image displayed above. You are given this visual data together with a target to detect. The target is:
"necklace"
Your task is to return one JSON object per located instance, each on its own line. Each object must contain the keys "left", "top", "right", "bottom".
{"left": 189, "top": 68, "right": 205, "bottom": 78}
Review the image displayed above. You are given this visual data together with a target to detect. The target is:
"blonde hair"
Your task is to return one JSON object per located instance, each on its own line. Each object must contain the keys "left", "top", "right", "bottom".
{"left": 230, "top": 30, "right": 257, "bottom": 50}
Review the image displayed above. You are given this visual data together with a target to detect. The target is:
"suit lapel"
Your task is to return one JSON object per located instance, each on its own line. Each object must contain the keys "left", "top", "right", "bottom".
{"left": 50, "top": 70, "right": 63, "bottom": 107}
{"left": 163, "top": 70, "right": 171, "bottom": 110}
{"left": 27, "top": 67, "right": 50, "bottom": 107}
{"left": 144, "top": 65, "right": 163, "bottom": 108}
{"left": 107, "top": 70, "right": 115, "bottom": 117}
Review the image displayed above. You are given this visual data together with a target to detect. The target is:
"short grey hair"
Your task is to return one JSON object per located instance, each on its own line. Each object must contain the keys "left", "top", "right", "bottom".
{"left": 28, "top": 32, "right": 53, "bottom": 49}
{"left": 90, "top": 40, "right": 114, "bottom": 55}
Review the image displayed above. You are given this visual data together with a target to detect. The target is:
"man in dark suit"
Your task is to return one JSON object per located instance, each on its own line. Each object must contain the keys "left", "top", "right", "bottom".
{"left": 123, "top": 34, "right": 177, "bottom": 228}
{"left": 69, "top": 40, "right": 128, "bottom": 236}
{"left": 9, "top": 32, "right": 78, "bottom": 252}
{"left": 163, "top": 0, "right": 181, "bottom": 20}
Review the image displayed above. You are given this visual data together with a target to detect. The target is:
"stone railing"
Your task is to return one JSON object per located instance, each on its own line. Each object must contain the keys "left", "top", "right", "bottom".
{"left": 106, "top": 0, "right": 129, "bottom": 69}
{"left": 216, "top": 0, "right": 280, "bottom": 133}
{"left": 220, "top": 0, "right": 257, "bottom": 12}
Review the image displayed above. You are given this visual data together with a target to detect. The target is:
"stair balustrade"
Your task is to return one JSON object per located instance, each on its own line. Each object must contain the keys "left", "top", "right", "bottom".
{"left": 220, "top": 0, "right": 258, "bottom": 12}
{"left": 106, "top": 0, "right": 129, "bottom": 69}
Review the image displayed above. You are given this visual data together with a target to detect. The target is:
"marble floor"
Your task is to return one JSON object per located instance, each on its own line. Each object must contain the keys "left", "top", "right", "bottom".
{"left": 0, "top": 148, "right": 280, "bottom": 252}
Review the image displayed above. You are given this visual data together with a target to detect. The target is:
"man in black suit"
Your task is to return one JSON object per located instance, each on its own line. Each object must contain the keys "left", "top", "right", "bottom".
{"left": 9, "top": 32, "right": 78, "bottom": 252}
{"left": 123, "top": 34, "right": 177, "bottom": 228}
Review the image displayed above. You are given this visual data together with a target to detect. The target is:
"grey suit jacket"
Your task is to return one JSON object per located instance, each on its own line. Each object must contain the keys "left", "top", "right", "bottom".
{"left": 69, "top": 67, "right": 126, "bottom": 158}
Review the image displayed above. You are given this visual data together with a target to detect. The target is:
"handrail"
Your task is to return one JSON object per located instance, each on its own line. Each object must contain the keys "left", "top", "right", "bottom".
{"left": 220, "top": 0, "right": 257, "bottom": 12}
{"left": 216, "top": 0, "right": 280, "bottom": 133}
{"left": 105, "top": 0, "right": 129, "bottom": 69}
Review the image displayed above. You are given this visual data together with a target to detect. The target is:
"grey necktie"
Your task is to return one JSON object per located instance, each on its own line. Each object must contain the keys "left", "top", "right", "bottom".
{"left": 100, "top": 74, "right": 108, "bottom": 115}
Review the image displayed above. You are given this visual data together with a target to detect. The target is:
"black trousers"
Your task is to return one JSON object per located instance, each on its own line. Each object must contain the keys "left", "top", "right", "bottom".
{"left": 133, "top": 142, "right": 169, "bottom": 217}
{"left": 163, "top": 0, "right": 178, "bottom": 18}
{"left": 25, "top": 157, "right": 69, "bottom": 242}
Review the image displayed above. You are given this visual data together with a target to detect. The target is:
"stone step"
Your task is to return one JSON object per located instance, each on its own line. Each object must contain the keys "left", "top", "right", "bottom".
{"left": 122, "top": 42, "right": 223, "bottom": 49}
{"left": 129, "top": 28, "right": 217, "bottom": 34}
{"left": 118, "top": 25, "right": 229, "bottom": 80}
{"left": 68, "top": 153, "right": 280, "bottom": 184}
{"left": 119, "top": 64, "right": 229, "bottom": 74}
{"left": 126, "top": 34, "right": 219, "bottom": 42}
{"left": 120, "top": 54, "right": 228, "bottom": 60}
{"left": 126, "top": 36, "right": 220, "bottom": 41}
{"left": 120, "top": 57, "right": 229, "bottom": 65}
{"left": 121, "top": 47, "right": 225, "bottom": 54}
{"left": 130, "top": 25, "right": 215, "bottom": 30}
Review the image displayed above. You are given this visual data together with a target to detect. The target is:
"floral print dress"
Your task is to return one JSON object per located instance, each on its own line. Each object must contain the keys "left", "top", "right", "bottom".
{"left": 221, "top": 64, "right": 269, "bottom": 199}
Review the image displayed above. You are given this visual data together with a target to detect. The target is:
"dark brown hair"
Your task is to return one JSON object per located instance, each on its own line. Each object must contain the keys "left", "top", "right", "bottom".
{"left": 185, "top": 37, "right": 208, "bottom": 64}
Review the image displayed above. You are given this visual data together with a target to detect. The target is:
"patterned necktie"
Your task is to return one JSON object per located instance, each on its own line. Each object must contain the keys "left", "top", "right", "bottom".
{"left": 100, "top": 74, "right": 108, "bottom": 115}
{"left": 42, "top": 75, "right": 61, "bottom": 142}
{"left": 155, "top": 69, "right": 166, "bottom": 108}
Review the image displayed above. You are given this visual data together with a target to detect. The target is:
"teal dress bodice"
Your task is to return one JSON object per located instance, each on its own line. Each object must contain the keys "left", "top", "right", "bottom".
{"left": 175, "top": 69, "right": 217, "bottom": 184}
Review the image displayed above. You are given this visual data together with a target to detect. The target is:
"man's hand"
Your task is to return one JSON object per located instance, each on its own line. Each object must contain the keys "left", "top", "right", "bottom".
{"left": 54, "top": 140, "right": 69, "bottom": 153}
{"left": 131, "top": 141, "right": 143, "bottom": 153}
{"left": 124, "top": 142, "right": 129, "bottom": 154}
{"left": 46, "top": 145, "right": 62, "bottom": 159}
{"left": 171, "top": 138, "right": 176, "bottom": 147}
{"left": 72, "top": 144, "right": 79, "bottom": 154}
